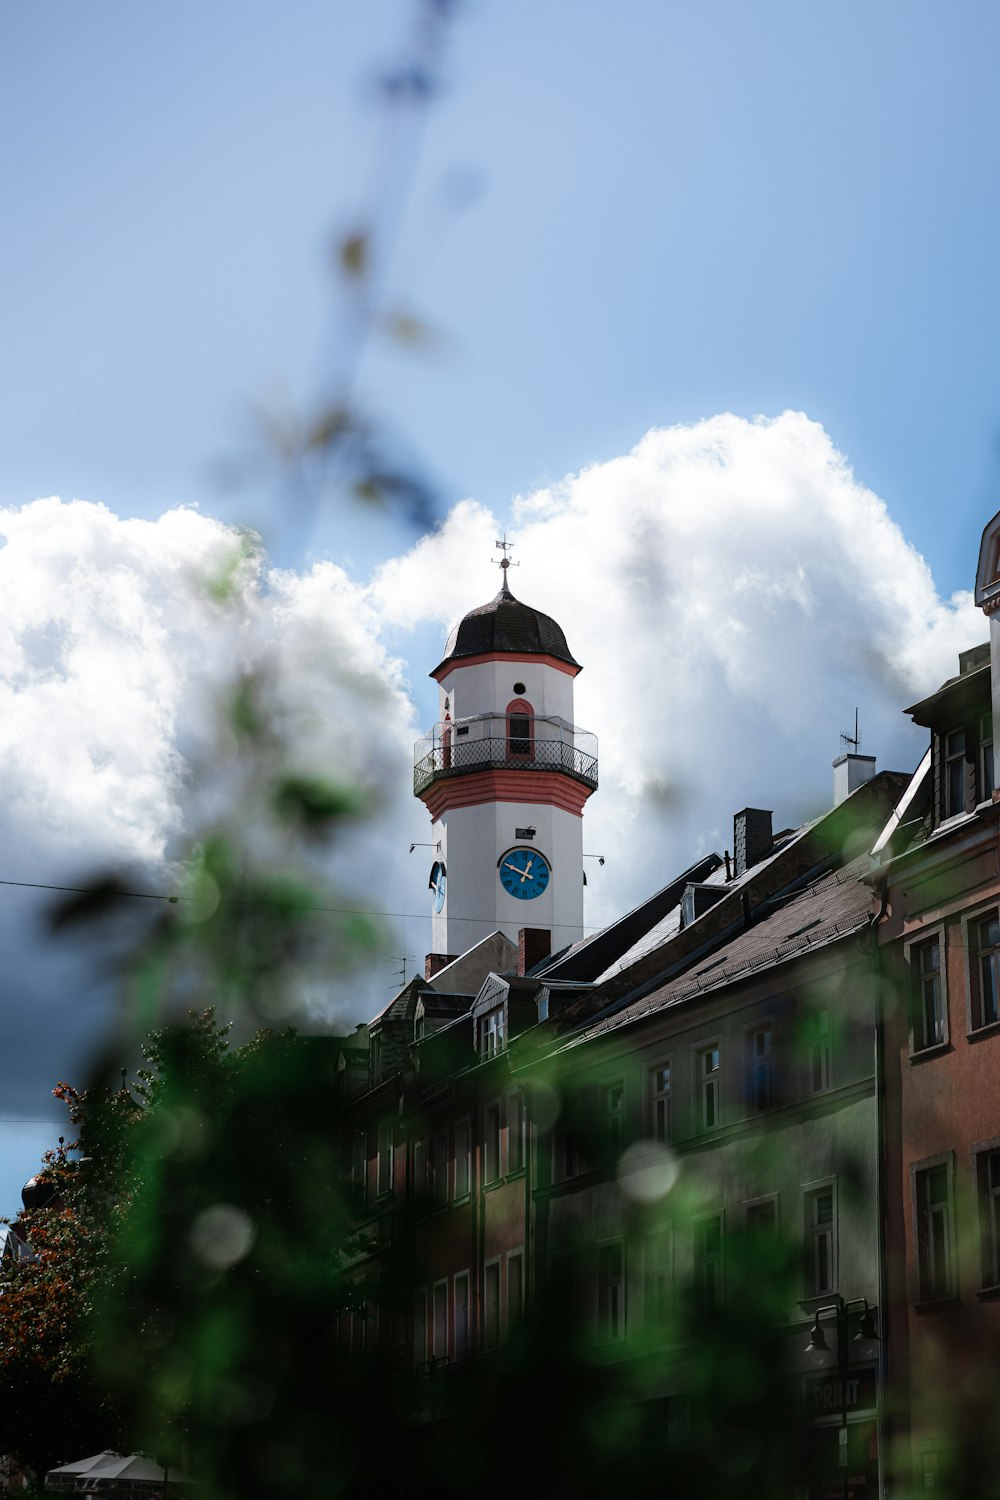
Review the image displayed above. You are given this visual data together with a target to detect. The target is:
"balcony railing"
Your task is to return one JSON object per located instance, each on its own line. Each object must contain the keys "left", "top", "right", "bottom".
{"left": 414, "top": 716, "right": 598, "bottom": 797}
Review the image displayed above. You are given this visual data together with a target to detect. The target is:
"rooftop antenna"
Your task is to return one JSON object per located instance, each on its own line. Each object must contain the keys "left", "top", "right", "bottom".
{"left": 389, "top": 954, "right": 418, "bottom": 988}
{"left": 494, "top": 534, "right": 518, "bottom": 591}
{"left": 840, "top": 708, "right": 861, "bottom": 754}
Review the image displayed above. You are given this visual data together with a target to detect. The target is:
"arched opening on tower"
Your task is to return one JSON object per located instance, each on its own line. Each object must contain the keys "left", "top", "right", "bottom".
{"left": 506, "top": 698, "right": 534, "bottom": 760}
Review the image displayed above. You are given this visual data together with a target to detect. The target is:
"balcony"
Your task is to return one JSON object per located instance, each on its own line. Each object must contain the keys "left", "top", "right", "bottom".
{"left": 414, "top": 714, "right": 598, "bottom": 797}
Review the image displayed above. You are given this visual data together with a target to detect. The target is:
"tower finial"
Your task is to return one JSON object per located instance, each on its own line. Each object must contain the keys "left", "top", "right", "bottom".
{"left": 494, "top": 534, "right": 518, "bottom": 594}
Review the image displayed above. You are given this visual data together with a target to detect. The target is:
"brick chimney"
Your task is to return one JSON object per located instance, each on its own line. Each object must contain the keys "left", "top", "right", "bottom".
{"left": 733, "top": 808, "right": 773, "bottom": 878}
{"left": 518, "top": 927, "right": 551, "bottom": 977}
{"left": 425, "top": 952, "right": 457, "bottom": 981}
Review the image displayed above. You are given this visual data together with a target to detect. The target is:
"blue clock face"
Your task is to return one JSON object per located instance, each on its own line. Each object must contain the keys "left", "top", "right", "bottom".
{"left": 429, "top": 860, "right": 447, "bottom": 913}
{"left": 498, "top": 847, "right": 551, "bottom": 900}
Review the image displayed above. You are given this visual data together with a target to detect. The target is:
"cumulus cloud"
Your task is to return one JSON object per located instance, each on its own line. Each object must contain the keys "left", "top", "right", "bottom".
{"left": 0, "top": 415, "right": 984, "bottom": 1209}
{"left": 372, "top": 412, "right": 981, "bottom": 930}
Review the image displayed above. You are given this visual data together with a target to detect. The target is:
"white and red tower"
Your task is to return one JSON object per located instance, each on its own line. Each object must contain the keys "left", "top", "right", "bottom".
{"left": 414, "top": 554, "right": 598, "bottom": 972}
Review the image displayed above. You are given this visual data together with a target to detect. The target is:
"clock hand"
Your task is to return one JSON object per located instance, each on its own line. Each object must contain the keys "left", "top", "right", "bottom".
{"left": 503, "top": 861, "right": 524, "bottom": 875}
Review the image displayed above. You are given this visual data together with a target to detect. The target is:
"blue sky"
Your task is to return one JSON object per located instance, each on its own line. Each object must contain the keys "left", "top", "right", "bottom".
{"left": 0, "top": 1, "right": 998, "bottom": 1210}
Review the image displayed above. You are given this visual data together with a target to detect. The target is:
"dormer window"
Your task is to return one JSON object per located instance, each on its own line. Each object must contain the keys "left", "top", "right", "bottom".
{"left": 480, "top": 1007, "right": 505, "bottom": 1057}
{"left": 944, "top": 729, "right": 967, "bottom": 819}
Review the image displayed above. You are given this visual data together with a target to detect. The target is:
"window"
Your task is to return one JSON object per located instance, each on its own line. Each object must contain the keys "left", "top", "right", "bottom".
{"left": 975, "top": 1147, "right": 1000, "bottom": 1289}
{"left": 484, "top": 1101, "right": 501, "bottom": 1184}
{"left": 453, "top": 1271, "right": 470, "bottom": 1359}
{"left": 508, "top": 1250, "right": 524, "bottom": 1332}
{"left": 693, "top": 1214, "right": 723, "bottom": 1312}
{"left": 747, "top": 1025, "right": 773, "bottom": 1112}
{"left": 377, "top": 1118, "right": 394, "bottom": 1197}
{"left": 944, "top": 728, "right": 967, "bottom": 818}
{"left": 597, "top": 1241, "right": 626, "bottom": 1342}
{"left": 977, "top": 914, "right": 1000, "bottom": 1029}
{"left": 508, "top": 1091, "right": 526, "bottom": 1173}
{"left": 912, "top": 935, "right": 946, "bottom": 1051}
{"left": 649, "top": 1061, "right": 672, "bottom": 1142}
{"left": 603, "top": 1079, "right": 625, "bottom": 1158}
{"left": 746, "top": 1196, "right": 778, "bottom": 1237}
{"left": 433, "top": 1129, "right": 449, "bottom": 1210}
{"left": 809, "top": 1009, "right": 831, "bottom": 1093}
{"left": 506, "top": 697, "right": 534, "bottom": 758}
{"left": 981, "top": 712, "right": 995, "bottom": 801}
{"left": 412, "top": 1136, "right": 428, "bottom": 1206}
{"left": 483, "top": 1261, "right": 501, "bottom": 1350}
{"left": 480, "top": 1008, "right": 505, "bottom": 1057}
{"left": 351, "top": 1131, "right": 367, "bottom": 1207}
{"left": 916, "top": 1160, "right": 955, "bottom": 1302}
{"left": 454, "top": 1117, "right": 471, "bottom": 1199}
{"left": 804, "top": 1184, "right": 837, "bottom": 1298}
{"left": 412, "top": 1288, "right": 427, "bottom": 1367}
{"left": 645, "top": 1227, "right": 672, "bottom": 1329}
{"left": 697, "top": 1045, "right": 721, "bottom": 1130}
{"left": 431, "top": 1280, "right": 448, "bottom": 1360}
{"left": 553, "top": 1128, "right": 577, "bottom": 1182}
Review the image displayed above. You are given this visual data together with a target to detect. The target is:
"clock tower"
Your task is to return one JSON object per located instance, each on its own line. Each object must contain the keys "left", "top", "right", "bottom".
{"left": 414, "top": 556, "right": 598, "bottom": 970}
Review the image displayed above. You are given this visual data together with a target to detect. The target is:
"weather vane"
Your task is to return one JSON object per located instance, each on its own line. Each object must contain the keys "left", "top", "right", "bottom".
{"left": 494, "top": 534, "right": 519, "bottom": 581}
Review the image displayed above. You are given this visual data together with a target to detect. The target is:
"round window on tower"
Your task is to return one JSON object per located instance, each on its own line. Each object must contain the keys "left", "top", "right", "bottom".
{"left": 513, "top": 681, "right": 526, "bottom": 695}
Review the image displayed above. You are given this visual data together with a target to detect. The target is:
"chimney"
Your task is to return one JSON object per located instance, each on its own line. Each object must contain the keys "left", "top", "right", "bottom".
{"left": 518, "top": 927, "right": 551, "bottom": 977}
{"left": 733, "top": 808, "right": 773, "bottom": 878}
{"left": 832, "top": 752, "right": 876, "bottom": 807}
{"left": 425, "top": 952, "right": 457, "bottom": 981}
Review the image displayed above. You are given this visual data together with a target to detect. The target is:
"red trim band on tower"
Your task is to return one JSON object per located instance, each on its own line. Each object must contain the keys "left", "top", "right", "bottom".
{"left": 419, "top": 769, "right": 592, "bottom": 819}
{"left": 431, "top": 650, "right": 581, "bottom": 683}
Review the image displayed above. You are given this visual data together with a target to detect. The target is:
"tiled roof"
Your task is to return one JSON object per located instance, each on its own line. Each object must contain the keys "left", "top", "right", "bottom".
{"left": 555, "top": 856, "right": 874, "bottom": 1052}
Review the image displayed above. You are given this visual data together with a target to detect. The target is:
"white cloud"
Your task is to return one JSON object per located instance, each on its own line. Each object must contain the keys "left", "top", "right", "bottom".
{"left": 374, "top": 412, "right": 981, "bottom": 930}
{"left": 0, "top": 416, "right": 983, "bottom": 1154}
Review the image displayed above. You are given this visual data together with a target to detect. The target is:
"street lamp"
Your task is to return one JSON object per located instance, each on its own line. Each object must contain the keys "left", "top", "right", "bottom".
{"left": 805, "top": 1296, "right": 879, "bottom": 1500}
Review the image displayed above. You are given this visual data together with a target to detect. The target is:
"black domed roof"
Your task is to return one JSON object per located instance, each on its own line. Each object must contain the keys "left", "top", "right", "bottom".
{"left": 433, "top": 578, "right": 580, "bottom": 675}
{"left": 21, "top": 1175, "right": 57, "bottom": 1211}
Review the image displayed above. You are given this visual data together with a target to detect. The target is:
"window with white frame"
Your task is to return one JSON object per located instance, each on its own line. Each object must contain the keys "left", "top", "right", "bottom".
{"left": 804, "top": 1184, "right": 837, "bottom": 1298}
{"left": 911, "top": 934, "right": 946, "bottom": 1051}
{"left": 809, "top": 1009, "right": 831, "bottom": 1093}
{"left": 915, "top": 1159, "right": 955, "bottom": 1302}
{"left": 975, "top": 1146, "right": 1000, "bottom": 1289}
{"left": 693, "top": 1214, "right": 723, "bottom": 1313}
{"left": 377, "top": 1118, "right": 394, "bottom": 1197}
{"left": 649, "top": 1061, "right": 672, "bottom": 1142}
{"left": 508, "top": 1090, "right": 526, "bottom": 1173}
{"left": 747, "top": 1025, "right": 773, "bottom": 1112}
{"left": 433, "top": 1128, "right": 449, "bottom": 1210}
{"left": 483, "top": 1261, "right": 501, "bottom": 1350}
{"left": 412, "top": 1287, "right": 427, "bottom": 1367}
{"left": 507, "top": 1250, "right": 524, "bottom": 1332}
{"left": 944, "top": 728, "right": 967, "bottom": 819}
{"left": 453, "top": 1271, "right": 470, "bottom": 1359}
{"left": 602, "top": 1079, "right": 625, "bottom": 1158}
{"left": 484, "top": 1101, "right": 502, "bottom": 1184}
{"left": 697, "top": 1044, "right": 721, "bottom": 1131}
{"left": 454, "top": 1116, "right": 471, "bottom": 1199}
{"left": 645, "top": 1226, "right": 672, "bottom": 1329}
{"left": 480, "top": 1007, "right": 505, "bottom": 1057}
{"left": 432, "top": 1280, "right": 448, "bottom": 1359}
{"left": 597, "top": 1240, "right": 626, "bottom": 1342}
